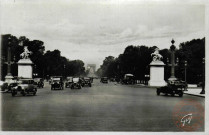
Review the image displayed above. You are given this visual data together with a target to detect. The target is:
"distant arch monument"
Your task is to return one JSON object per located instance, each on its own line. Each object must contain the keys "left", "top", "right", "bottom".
{"left": 87, "top": 64, "right": 96, "bottom": 77}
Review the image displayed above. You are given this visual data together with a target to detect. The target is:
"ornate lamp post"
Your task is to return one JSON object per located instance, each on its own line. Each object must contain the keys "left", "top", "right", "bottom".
{"left": 33, "top": 64, "right": 38, "bottom": 78}
{"left": 200, "top": 58, "right": 205, "bottom": 94}
{"left": 5, "top": 36, "right": 15, "bottom": 82}
{"left": 167, "top": 39, "right": 178, "bottom": 81}
{"left": 184, "top": 60, "right": 188, "bottom": 91}
{"left": 63, "top": 64, "right": 66, "bottom": 79}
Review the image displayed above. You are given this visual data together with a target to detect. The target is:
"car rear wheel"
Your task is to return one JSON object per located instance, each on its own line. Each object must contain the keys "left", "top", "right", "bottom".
{"left": 33, "top": 92, "right": 36, "bottom": 96}
{"left": 12, "top": 92, "right": 16, "bottom": 97}
{"left": 179, "top": 92, "right": 183, "bottom": 97}
{"left": 156, "top": 89, "right": 160, "bottom": 95}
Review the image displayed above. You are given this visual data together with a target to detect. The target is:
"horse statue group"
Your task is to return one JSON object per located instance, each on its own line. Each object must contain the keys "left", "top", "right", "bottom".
{"left": 151, "top": 48, "right": 163, "bottom": 61}
{"left": 20, "top": 46, "right": 32, "bottom": 59}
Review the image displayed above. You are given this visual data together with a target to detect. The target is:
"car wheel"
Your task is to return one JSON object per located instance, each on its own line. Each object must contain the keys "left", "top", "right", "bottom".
{"left": 179, "top": 92, "right": 183, "bottom": 97}
{"left": 171, "top": 92, "right": 175, "bottom": 97}
{"left": 22, "top": 91, "right": 26, "bottom": 96}
{"left": 71, "top": 86, "right": 74, "bottom": 89}
{"left": 156, "top": 89, "right": 160, "bottom": 95}
{"left": 33, "top": 92, "right": 36, "bottom": 96}
{"left": 12, "top": 92, "right": 16, "bottom": 97}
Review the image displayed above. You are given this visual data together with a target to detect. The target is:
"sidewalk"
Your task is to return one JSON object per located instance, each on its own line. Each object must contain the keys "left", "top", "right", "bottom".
{"left": 184, "top": 87, "right": 205, "bottom": 97}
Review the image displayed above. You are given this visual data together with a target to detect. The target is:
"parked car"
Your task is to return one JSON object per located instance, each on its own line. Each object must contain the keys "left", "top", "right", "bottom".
{"left": 11, "top": 78, "right": 37, "bottom": 96}
{"left": 82, "top": 77, "right": 92, "bottom": 87}
{"left": 156, "top": 80, "right": 186, "bottom": 97}
{"left": 109, "top": 78, "right": 116, "bottom": 82}
{"left": 71, "top": 77, "right": 82, "bottom": 89}
{"left": 0, "top": 81, "right": 8, "bottom": 91}
{"left": 100, "top": 77, "right": 108, "bottom": 83}
{"left": 121, "top": 74, "right": 135, "bottom": 84}
{"left": 65, "top": 76, "right": 73, "bottom": 88}
{"left": 34, "top": 78, "right": 44, "bottom": 88}
{"left": 51, "top": 76, "right": 64, "bottom": 90}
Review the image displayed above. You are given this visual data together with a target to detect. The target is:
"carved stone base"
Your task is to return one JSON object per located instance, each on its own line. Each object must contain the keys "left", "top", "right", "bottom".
{"left": 148, "top": 61, "right": 167, "bottom": 87}
{"left": 5, "top": 74, "right": 14, "bottom": 83}
{"left": 17, "top": 59, "right": 33, "bottom": 78}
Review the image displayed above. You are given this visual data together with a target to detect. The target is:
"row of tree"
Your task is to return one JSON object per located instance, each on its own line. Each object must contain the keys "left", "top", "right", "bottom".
{"left": 97, "top": 38, "right": 205, "bottom": 84}
{"left": 1, "top": 34, "right": 86, "bottom": 79}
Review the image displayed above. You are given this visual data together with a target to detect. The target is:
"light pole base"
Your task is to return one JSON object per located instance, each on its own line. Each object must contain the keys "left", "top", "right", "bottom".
{"left": 168, "top": 77, "right": 177, "bottom": 82}
{"left": 200, "top": 90, "right": 205, "bottom": 94}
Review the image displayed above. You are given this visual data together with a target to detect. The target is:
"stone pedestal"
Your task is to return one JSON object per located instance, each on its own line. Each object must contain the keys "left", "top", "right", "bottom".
{"left": 5, "top": 74, "right": 14, "bottom": 83}
{"left": 17, "top": 59, "right": 33, "bottom": 78}
{"left": 148, "top": 61, "right": 167, "bottom": 87}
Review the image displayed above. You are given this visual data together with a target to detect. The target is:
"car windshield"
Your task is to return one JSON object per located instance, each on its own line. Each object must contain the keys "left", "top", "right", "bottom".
{"left": 73, "top": 78, "right": 79, "bottom": 82}
{"left": 67, "top": 77, "right": 73, "bottom": 81}
{"left": 34, "top": 78, "right": 41, "bottom": 81}
{"left": 52, "top": 78, "right": 60, "bottom": 81}
{"left": 20, "top": 80, "right": 32, "bottom": 84}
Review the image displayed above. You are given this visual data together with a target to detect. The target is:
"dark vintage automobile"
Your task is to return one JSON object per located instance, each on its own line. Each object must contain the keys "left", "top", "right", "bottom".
{"left": 71, "top": 77, "right": 82, "bottom": 89}
{"left": 121, "top": 74, "right": 135, "bottom": 84}
{"left": 51, "top": 76, "right": 64, "bottom": 90}
{"left": 34, "top": 78, "right": 44, "bottom": 88}
{"left": 8, "top": 82, "right": 18, "bottom": 92}
{"left": 156, "top": 80, "right": 186, "bottom": 97}
{"left": 0, "top": 81, "right": 8, "bottom": 91}
{"left": 100, "top": 77, "right": 108, "bottom": 83}
{"left": 82, "top": 77, "right": 92, "bottom": 87}
{"left": 65, "top": 77, "right": 73, "bottom": 88}
{"left": 11, "top": 79, "right": 37, "bottom": 96}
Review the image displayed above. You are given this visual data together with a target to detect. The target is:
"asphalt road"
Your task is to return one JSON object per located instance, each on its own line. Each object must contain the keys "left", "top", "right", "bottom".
{"left": 1, "top": 79, "right": 205, "bottom": 131}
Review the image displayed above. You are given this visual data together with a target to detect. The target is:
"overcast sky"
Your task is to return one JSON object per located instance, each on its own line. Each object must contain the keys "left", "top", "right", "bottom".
{"left": 0, "top": 0, "right": 205, "bottom": 69}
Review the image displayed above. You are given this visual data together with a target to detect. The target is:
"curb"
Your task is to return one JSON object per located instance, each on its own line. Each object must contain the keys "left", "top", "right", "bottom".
{"left": 183, "top": 92, "right": 205, "bottom": 98}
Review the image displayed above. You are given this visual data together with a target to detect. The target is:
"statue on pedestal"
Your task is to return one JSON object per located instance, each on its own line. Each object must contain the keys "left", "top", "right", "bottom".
{"left": 148, "top": 47, "right": 166, "bottom": 87}
{"left": 18, "top": 46, "right": 33, "bottom": 78}
{"left": 151, "top": 48, "right": 163, "bottom": 61}
{"left": 20, "top": 46, "right": 32, "bottom": 59}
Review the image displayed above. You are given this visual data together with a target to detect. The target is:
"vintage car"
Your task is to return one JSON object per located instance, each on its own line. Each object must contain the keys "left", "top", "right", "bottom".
{"left": 8, "top": 82, "right": 18, "bottom": 92}
{"left": 11, "top": 79, "right": 37, "bottom": 96}
{"left": 71, "top": 77, "right": 82, "bottom": 89}
{"left": 156, "top": 80, "right": 186, "bottom": 97}
{"left": 121, "top": 74, "right": 135, "bottom": 84}
{"left": 82, "top": 77, "right": 92, "bottom": 87}
{"left": 65, "top": 76, "right": 73, "bottom": 88}
{"left": 34, "top": 78, "right": 44, "bottom": 88}
{"left": 51, "top": 76, "right": 64, "bottom": 90}
{"left": 109, "top": 78, "right": 116, "bottom": 82}
{"left": 0, "top": 81, "right": 8, "bottom": 91}
{"left": 100, "top": 77, "right": 108, "bottom": 83}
